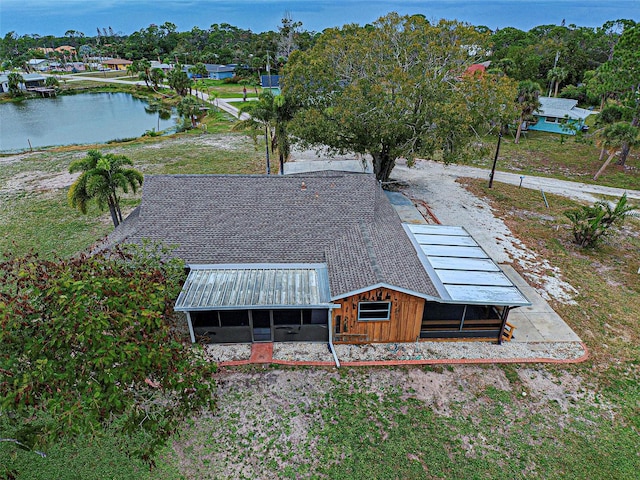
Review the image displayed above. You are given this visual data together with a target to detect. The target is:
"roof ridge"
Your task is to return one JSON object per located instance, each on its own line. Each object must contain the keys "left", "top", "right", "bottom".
{"left": 358, "top": 221, "right": 384, "bottom": 283}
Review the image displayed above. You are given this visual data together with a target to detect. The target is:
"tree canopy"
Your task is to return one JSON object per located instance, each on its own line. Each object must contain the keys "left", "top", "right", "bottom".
{"left": 284, "top": 13, "right": 517, "bottom": 182}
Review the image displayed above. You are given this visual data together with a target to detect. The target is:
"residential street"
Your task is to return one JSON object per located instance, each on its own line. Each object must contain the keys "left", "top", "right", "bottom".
{"left": 394, "top": 158, "right": 640, "bottom": 203}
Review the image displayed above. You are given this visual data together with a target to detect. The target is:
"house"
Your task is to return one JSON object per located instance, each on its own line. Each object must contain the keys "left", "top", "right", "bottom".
{"left": 105, "top": 172, "right": 529, "bottom": 347}
{"left": 528, "top": 97, "right": 594, "bottom": 135}
{"left": 204, "top": 64, "right": 236, "bottom": 80}
{"left": 0, "top": 73, "right": 46, "bottom": 93}
{"left": 54, "top": 45, "right": 76, "bottom": 54}
{"left": 183, "top": 64, "right": 236, "bottom": 80}
{"left": 150, "top": 61, "right": 173, "bottom": 73}
{"left": 100, "top": 58, "right": 133, "bottom": 71}
{"left": 27, "top": 59, "right": 50, "bottom": 71}
{"left": 260, "top": 75, "right": 281, "bottom": 93}
{"left": 463, "top": 61, "right": 491, "bottom": 77}
{"left": 22, "top": 73, "right": 47, "bottom": 89}
{"left": 49, "top": 61, "right": 85, "bottom": 73}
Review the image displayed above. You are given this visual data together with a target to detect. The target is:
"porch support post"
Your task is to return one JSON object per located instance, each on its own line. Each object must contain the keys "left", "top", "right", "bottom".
{"left": 497, "top": 306, "right": 511, "bottom": 345}
{"left": 327, "top": 309, "right": 341, "bottom": 368}
{"left": 186, "top": 311, "right": 196, "bottom": 344}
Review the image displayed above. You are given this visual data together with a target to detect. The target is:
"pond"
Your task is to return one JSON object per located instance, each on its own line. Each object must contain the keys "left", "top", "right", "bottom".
{"left": 0, "top": 92, "right": 178, "bottom": 153}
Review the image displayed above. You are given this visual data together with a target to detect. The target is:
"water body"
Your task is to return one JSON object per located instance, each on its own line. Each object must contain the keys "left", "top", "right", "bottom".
{"left": 0, "top": 92, "right": 177, "bottom": 153}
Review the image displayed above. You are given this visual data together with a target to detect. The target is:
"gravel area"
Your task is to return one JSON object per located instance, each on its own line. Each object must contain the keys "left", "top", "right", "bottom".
{"left": 204, "top": 340, "right": 587, "bottom": 364}
{"left": 202, "top": 343, "right": 251, "bottom": 362}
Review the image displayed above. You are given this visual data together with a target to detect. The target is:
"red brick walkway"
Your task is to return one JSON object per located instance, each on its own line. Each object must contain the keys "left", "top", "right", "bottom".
{"left": 249, "top": 342, "right": 274, "bottom": 363}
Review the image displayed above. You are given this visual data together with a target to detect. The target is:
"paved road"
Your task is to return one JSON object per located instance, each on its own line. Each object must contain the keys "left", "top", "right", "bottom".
{"left": 399, "top": 159, "right": 640, "bottom": 203}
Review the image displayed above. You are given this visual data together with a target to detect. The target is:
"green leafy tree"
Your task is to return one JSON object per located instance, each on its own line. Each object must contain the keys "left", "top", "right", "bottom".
{"left": 0, "top": 243, "right": 216, "bottom": 463}
{"left": 44, "top": 76, "right": 59, "bottom": 89}
{"left": 593, "top": 122, "right": 640, "bottom": 180}
{"left": 68, "top": 150, "right": 143, "bottom": 227}
{"left": 514, "top": 80, "right": 542, "bottom": 143}
{"left": 564, "top": 193, "right": 637, "bottom": 247}
{"left": 7, "top": 72, "right": 24, "bottom": 96}
{"left": 284, "top": 13, "right": 512, "bottom": 182}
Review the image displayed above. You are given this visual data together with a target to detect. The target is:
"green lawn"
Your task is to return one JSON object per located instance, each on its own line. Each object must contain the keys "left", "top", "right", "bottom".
{"left": 470, "top": 130, "right": 640, "bottom": 191}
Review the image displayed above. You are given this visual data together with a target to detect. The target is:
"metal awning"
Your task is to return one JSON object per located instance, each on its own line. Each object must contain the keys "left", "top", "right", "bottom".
{"left": 404, "top": 224, "right": 530, "bottom": 306}
{"left": 174, "top": 263, "right": 333, "bottom": 311}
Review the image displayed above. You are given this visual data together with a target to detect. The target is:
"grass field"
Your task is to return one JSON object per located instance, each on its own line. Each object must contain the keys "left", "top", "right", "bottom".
{"left": 1, "top": 98, "right": 639, "bottom": 478}
{"left": 471, "top": 130, "right": 640, "bottom": 191}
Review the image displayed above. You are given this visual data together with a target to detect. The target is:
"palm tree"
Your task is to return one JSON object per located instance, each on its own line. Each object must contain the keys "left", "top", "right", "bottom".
{"left": 177, "top": 96, "right": 202, "bottom": 128}
{"left": 189, "top": 62, "right": 208, "bottom": 81}
{"left": 7, "top": 72, "right": 24, "bottom": 97}
{"left": 167, "top": 65, "right": 192, "bottom": 96}
{"left": 547, "top": 66, "right": 568, "bottom": 97}
{"left": 514, "top": 80, "right": 542, "bottom": 144}
{"left": 149, "top": 68, "right": 165, "bottom": 90}
{"left": 233, "top": 91, "right": 293, "bottom": 174}
{"left": 68, "top": 150, "right": 143, "bottom": 228}
{"left": 593, "top": 122, "right": 640, "bottom": 180}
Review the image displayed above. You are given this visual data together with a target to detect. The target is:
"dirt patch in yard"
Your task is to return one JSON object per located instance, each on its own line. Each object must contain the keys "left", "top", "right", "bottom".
{"left": 164, "top": 365, "right": 610, "bottom": 478}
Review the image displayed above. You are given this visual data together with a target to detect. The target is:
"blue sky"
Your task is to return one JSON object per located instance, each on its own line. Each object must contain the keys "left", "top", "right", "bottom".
{"left": 2, "top": 0, "right": 638, "bottom": 37}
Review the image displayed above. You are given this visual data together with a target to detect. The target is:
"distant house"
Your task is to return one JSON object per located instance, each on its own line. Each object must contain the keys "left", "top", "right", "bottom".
{"left": 23, "top": 73, "right": 47, "bottom": 88}
{"left": 49, "top": 61, "right": 86, "bottom": 72}
{"left": 183, "top": 64, "right": 236, "bottom": 80}
{"left": 104, "top": 172, "right": 529, "bottom": 348}
{"left": 27, "top": 59, "right": 50, "bottom": 71}
{"left": 101, "top": 58, "right": 133, "bottom": 71}
{"left": 260, "top": 75, "right": 281, "bottom": 93}
{"left": 528, "top": 97, "right": 594, "bottom": 135}
{"left": 205, "top": 64, "right": 236, "bottom": 80}
{"left": 55, "top": 45, "right": 76, "bottom": 54}
{"left": 150, "top": 61, "right": 173, "bottom": 73}
{"left": 0, "top": 73, "right": 46, "bottom": 93}
{"left": 463, "top": 61, "right": 491, "bottom": 77}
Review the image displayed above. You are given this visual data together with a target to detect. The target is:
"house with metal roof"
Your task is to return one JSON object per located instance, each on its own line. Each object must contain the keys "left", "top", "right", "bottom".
{"left": 106, "top": 172, "right": 529, "bottom": 348}
{"left": 528, "top": 97, "right": 595, "bottom": 135}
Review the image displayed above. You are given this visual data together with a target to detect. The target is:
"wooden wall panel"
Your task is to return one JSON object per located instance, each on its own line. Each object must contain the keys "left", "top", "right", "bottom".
{"left": 332, "top": 287, "right": 424, "bottom": 343}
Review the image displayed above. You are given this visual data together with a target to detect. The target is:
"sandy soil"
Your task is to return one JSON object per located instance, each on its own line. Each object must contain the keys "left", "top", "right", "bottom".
{"left": 392, "top": 159, "right": 579, "bottom": 304}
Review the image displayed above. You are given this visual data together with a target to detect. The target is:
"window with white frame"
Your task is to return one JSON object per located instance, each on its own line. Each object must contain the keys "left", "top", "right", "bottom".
{"left": 358, "top": 301, "right": 391, "bottom": 321}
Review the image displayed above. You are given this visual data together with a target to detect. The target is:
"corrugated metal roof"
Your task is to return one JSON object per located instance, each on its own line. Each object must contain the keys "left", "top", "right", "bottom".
{"left": 404, "top": 224, "right": 530, "bottom": 306}
{"left": 536, "top": 97, "right": 594, "bottom": 120}
{"left": 174, "top": 263, "right": 333, "bottom": 311}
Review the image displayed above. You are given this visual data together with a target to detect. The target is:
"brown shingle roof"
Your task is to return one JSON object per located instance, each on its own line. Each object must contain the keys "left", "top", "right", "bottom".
{"left": 106, "top": 172, "right": 438, "bottom": 298}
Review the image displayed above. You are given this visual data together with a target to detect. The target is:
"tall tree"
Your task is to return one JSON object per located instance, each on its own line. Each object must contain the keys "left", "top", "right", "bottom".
{"left": 284, "top": 13, "right": 513, "bottom": 182}
{"left": 590, "top": 24, "right": 640, "bottom": 165}
{"left": 514, "top": 80, "right": 542, "bottom": 144}
{"left": 547, "top": 66, "right": 568, "bottom": 97}
{"left": 233, "top": 91, "right": 293, "bottom": 174}
{"left": 68, "top": 150, "right": 143, "bottom": 228}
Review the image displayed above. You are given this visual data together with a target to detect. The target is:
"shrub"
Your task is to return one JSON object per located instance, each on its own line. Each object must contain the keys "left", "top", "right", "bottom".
{"left": 0, "top": 242, "right": 216, "bottom": 464}
{"left": 564, "top": 193, "right": 637, "bottom": 247}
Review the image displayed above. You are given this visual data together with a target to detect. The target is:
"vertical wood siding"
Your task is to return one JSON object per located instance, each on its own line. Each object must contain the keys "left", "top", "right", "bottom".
{"left": 333, "top": 288, "right": 424, "bottom": 343}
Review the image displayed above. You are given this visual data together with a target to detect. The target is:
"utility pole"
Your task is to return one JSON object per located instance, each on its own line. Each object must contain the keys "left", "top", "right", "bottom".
{"left": 488, "top": 133, "right": 502, "bottom": 188}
